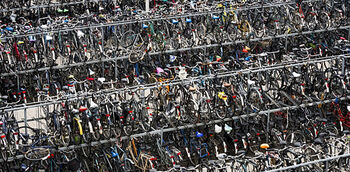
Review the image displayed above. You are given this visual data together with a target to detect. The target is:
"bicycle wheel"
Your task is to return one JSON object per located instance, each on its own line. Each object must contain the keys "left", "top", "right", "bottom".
{"left": 61, "top": 125, "right": 71, "bottom": 147}
{"left": 129, "top": 49, "right": 144, "bottom": 63}
{"left": 286, "top": 131, "right": 306, "bottom": 145}
{"left": 101, "top": 119, "right": 112, "bottom": 139}
{"left": 0, "top": 141, "right": 8, "bottom": 162}
{"left": 120, "top": 30, "right": 137, "bottom": 48}
{"left": 226, "top": 23, "right": 238, "bottom": 42}
{"left": 71, "top": 119, "right": 83, "bottom": 145}
{"left": 24, "top": 148, "right": 50, "bottom": 161}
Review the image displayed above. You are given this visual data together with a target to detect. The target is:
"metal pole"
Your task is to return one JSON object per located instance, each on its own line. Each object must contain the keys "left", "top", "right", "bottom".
{"left": 284, "top": 37, "right": 288, "bottom": 51}
{"left": 341, "top": 56, "right": 346, "bottom": 76}
{"left": 146, "top": 0, "right": 150, "bottom": 12}
{"left": 24, "top": 106, "right": 27, "bottom": 135}
{"left": 266, "top": 153, "right": 350, "bottom": 172}
{"left": 266, "top": 112, "right": 270, "bottom": 143}
{"left": 114, "top": 57, "right": 118, "bottom": 80}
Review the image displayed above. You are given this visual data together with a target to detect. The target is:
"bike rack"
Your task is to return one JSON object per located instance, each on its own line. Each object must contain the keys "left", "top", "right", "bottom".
{"left": 0, "top": 0, "right": 320, "bottom": 39}
{"left": 1, "top": 54, "right": 348, "bottom": 112}
{"left": 1, "top": 95, "right": 348, "bottom": 163}
{"left": 0, "top": 0, "right": 104, "bottom": 13}
{"left": 2, "top": 25, "right": 350, "bottom": 77}
{"left": 0, "top": 1, "right": 349, "bottom": 169}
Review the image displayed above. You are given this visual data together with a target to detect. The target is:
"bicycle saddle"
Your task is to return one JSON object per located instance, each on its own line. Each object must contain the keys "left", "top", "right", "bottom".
{"left": 343, "top": 130, "right": 350, "bottom": 134}
{"left": 215, "top": 84, "right": 222, "bottom": 88}
{"left": 138, "top": 75, "right": 145, "bottom": 79}
{"left": 293, "top": 142, "right": 302, "bottom": 147}
{"left": 224, "top": 124, "right": 233, "bottom": 133}
{"left": 214, "top": 124, "right": 222, "bottom": 133}
{"left": 141, "top": 144, "right": 152, "bottom": 150}
{"left": 292, "top": 72, "right": 301, "bottom": 78}
{"left": 196, "top": 131, "right": 204, "bottom": 138}
{"left": 0, "top": 96, "right": 8, "bottom": 100}
{"left": 247, "top": 79, "right": 255, "bottom": 85}
{"left": 189, "top": 86, "right": 196, "bottom": 91}
{"left": 318, "top": 132, "right": 327, "bottom": 138}
{"left": 79, "top": 106, "right": 88, "bottom": 112}
{"left": 217, "top": 153, "right": 227, "bottom": 159}
{"left": 298, "top": 116, "right": 306, "bottom": 122}
{"left": 121, "top": 78, "right": 129, "bottom": 83}
{"left": 329, "top": 132, "right": 337, "bottom": 137}
{"left": 174, "top": 165, "right": 181, "bottom": 169}
{"left": 260, "top": 143, "right": 270, "bottom": 149}
{"left": 187, "top": 166, "right": 196, "bottom": 170}
{"left": 90, "top": 101, "right": 99, "bottom": 109}
{"left": 314, "top": 138, "right": 324, "bottom": 144}
{"left": 62, "top": 86, "right": 69, "bottom": 90}
{"left": 72, "top": 109, "right": 80, "bottom": 114}
{"left": 77, "top": 30, "right": 85, "bottom": 38}
{"left": 208, "top": 160, "right": 216, "bottom": 165}
{"left": 280, "top": 140, "right": 287, "bottom": 145}
{"left": 97, "top": 77, "right": 106, "bottom": 83}
{"left": 156, "top": 67, "right": 164, "bottom": 74}
{"left": 316, "top": 118, "right": 327, "bottom": 122}
{"left": 68, "top": 75, "right": 75, "bottom": 79}
{"left": 224, "top": 82, "right": 231, "bottom": 87}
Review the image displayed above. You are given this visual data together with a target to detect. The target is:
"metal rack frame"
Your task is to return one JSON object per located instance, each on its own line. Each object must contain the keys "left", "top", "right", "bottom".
{"left": 0, "top": 0, "right": 320, "bottom": 39}
{"left": 1, "top": 53, "right": 347, "bottom": 113}
{"left": 1, "top": 95, "right": 348, "bottom": 163}
{"left": 267, "top": 153, "right": 350, "bottom": 172}
{"left": 1, "top": 1, "right": 348, "bottom": 171}
{"left": 0, "top": 0, "right": 104, "bottom": 13}
{"left": 2, "top": 24, "right": 349, "bottom": 77}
